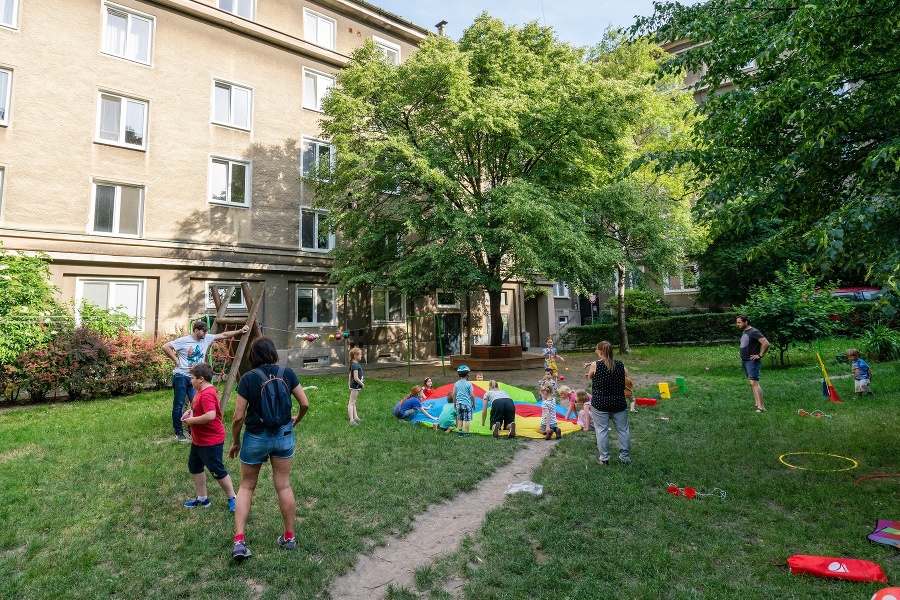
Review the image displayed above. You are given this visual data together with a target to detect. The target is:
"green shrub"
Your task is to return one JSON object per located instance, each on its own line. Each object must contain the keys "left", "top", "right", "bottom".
{"left": 604, "top": 289, "right": 671, "bottom": 320}
{"left": 859, "top": 324, "right": 900, "bottom": 362}
{"left": 568, "top": 312, "right": 739, "bottom": 348}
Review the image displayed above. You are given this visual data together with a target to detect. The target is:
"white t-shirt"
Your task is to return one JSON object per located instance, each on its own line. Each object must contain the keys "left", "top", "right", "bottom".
{"left": 170, "top": 334, "right": 216, "bottom": 376}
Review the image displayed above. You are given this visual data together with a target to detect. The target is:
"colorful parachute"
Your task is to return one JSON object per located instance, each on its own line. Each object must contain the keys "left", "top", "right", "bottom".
{"left": 407, "top": 381, "right": 583, "bottom": 438}
{"left": 869, "top": 520, "right": 900, "bottom": 549}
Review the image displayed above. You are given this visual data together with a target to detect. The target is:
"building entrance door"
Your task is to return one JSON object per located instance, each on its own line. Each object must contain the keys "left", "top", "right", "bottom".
{"left": 437, "top": 314, "right": 462, "bottom": 356}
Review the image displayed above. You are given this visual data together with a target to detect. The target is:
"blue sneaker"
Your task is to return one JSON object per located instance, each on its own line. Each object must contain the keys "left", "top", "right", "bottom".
{"left": 233, "top": 541, "right": 252, "bottom": 561}
{"left": 228, "top": 497, "right": 236, "bottom": 512}
{"left": 277, "top": 535, "right": 296, "bottom": 550}
{"left": 184, "top": 497, "right": 211, "bottom": 508}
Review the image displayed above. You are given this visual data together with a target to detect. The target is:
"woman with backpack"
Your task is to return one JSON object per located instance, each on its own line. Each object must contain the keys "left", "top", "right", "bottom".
{"left": 229, "top": 337, "right": 309, "bottom": 561}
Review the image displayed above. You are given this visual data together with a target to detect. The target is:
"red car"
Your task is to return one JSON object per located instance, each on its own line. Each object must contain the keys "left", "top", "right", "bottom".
{"left": 831, "top": 286, "right": 882, "bottom": 302}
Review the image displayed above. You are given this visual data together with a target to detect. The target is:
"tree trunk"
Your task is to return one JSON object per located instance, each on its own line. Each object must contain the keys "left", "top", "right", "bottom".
{"left": 488, "top": 289, "right": 504, "bottom": 347}
{"left": 617, "top": 264, "right": 630, "bottom": 354}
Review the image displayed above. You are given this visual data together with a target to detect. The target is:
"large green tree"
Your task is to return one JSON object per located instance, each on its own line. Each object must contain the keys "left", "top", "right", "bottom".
{"left": 584, "top": 34, "right": 704, "bottom": 351}
{"left": 311, "top": 15, "right": 646, "bottom": 346}
{"left": 635, "top": 1, "right": 900, "bottom": 309}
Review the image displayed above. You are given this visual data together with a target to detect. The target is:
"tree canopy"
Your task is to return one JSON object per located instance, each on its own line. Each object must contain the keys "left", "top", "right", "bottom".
{"left": 635, "top": 0, "right": 900, "bottom": 309}
{"left": 312, "top": 16, "right": 701, "bottom": 345}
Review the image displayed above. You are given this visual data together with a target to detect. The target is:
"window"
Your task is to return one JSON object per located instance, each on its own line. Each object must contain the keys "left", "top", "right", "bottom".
{"left": 208, "top": 157, "right": 250, "bottom": 206}
{"left": 300, "top": 208, "right": 334, "bottom": 251}
{"left": 664, "top": 265, "right": 700, "bottom": 293}
{"left": 302, "top": 68, "right": 334, "bottom": 112}
{"left": 95, "top": 93, "right": 147, "bottom": 149}
{"left": 206, "top": 282, "right": 246, "bottom": 309}
{"left": 483, "top": 291, "right": 509, "bottom": 306}
{"left": 296, "top": 286, "right": 335, "bottom": 326}
{"left": 217, "top": 0, "right": 253, "bottom": 19}
{"left": 212, "top": 80, "right": 252, "bottom": 130}
{"left": 436, "top": 291, "right": 459, "bottom": 309}
{"left": 0, "top": 167, "right": 4, "bottom": 212}
{"left": 0, "top": 0, "right": 19, "bottom": 29}
{"left": 91, "top": 182, "right": 143, "bottom": 237}
{"left": 303, "top": 9, "right": 335, "bottom": 50}
{"left": 301, "top": 137, "right": 333, "bottom": 179}
{"left": 373, "top": 36, "right": 401, "bottom": 65}
{"left": 0, "top": 68, "right": 10, "bottom": 126}
{"left": 102, "top": 3, "right": 154, "bottom": 65}
{"left": 552, "top": 281, "right": 569, "bottom": 298}
{"left": 76, "top": 278, "right": 146, "bottom": 331}
{"left": 372, "top": 288, "right": 404, "bottom": 324}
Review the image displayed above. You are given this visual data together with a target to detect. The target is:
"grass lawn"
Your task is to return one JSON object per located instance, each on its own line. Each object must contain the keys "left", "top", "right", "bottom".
{"left": 411, "top": 340, "right": 900, "bottom": 599}
{"left": 1, "top": 339, "right": 897, "bottom": 599}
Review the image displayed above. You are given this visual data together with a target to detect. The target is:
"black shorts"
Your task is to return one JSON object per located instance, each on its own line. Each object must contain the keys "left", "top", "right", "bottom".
{"left": 489, "top": 398, "right": 516, "bottom": 428}
{"left": 188, "top": 443, "right": 228, "bottom": 479}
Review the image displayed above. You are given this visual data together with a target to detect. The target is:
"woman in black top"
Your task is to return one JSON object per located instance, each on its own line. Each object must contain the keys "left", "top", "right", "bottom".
{"left": 586, "top": 341, "right": 631, "bottom": 465}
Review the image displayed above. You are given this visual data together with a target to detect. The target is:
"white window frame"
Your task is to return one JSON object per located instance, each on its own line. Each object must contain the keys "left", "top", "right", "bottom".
{"left": 300, "top": 207, "right": 334, "bottom": 252}
{"left": 94, "top": 92, "right": 148, "bottom": 150}
{"left": 301, "top": 136, "right": 334, "bottom": 180}
{"left": 552, "top": 281, "right": 569, "bottom": 298}
{"left": 302, "top": 68, "right": 334, "bottom": 112}
{"left": 0, "top": 0, "right": 20, "bottom": 30}
{"left": 89, "top": 181, "right": 144, "bottom": 238}
{"left": 373, "top": 36, "right": 401, "bottom": 65}
{"left": 0, "top": 166, "right": 5, "bottom": 216}
{"left": 295, "top": 285, "right": 336, "bottom": 327}
{"left": 663, "top": 265, "right": 700, "bottom": 294}
{"left": 303, "top": 8, "right": 336, "bottom": 50}
{"left": 0, "top": 67, "right": 10, "bottom": 126}
{"left": 101, "top": 2, "right": 155, "bottom": 66}
{"left": 436, "top": 290, "right": 459, "bottom": 309}
{"left": 371, "top": 287, "right": 405, "bottom": 325}
{"left": 205, "top": 281, "right": 247, "bottom": 309}
{"left": 75, "top": 277, "right": 147, "bottom": 331}
{"left": 483, "top": 291, "right": 509, "bottom": 306}
{"left": 211, "top": 79, "right": 253, "bottom": 131}
{"left": 217, "top": 0, "right": 254, "bottom": 20}
{"left": 208, "top": 156, "right": 251, "bottom": 207}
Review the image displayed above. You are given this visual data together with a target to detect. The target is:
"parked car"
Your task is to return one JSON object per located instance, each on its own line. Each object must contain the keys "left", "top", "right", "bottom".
{"left": 831, "top": 286, "right": 883, "bottom": 302}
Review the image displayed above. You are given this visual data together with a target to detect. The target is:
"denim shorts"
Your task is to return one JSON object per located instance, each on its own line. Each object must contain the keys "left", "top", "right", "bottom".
{"left": 239, "top": 423, "right": 295, "bottom": 465}
{"left": 742, "top": 359, "right": 761, "bottom": 381}
{"left": 188, "top": 443, "right": 228, "bottom": 479}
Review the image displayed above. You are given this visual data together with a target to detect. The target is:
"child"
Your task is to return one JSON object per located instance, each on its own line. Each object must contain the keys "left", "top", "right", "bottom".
{"left": 540, "top": 385, "right": 562, "bottom": 440}
{"left": 454, "top": 365, "right": 474, "bottom": 437}
{"left": 575, "top": 389, "right": 593, "bottom": 431}
{"left": 560, "top": 385, "right": 577, "bottom": 420}
{"left": 394, "top": 385, "right": 438, "bottom": 421}
{"left": 181, "top": 363, "right": 236, "bottom": 511}
{"left": 422, "top": 377, "right": 437, "bottom": 399}
{"left": 475, "top": 372, "right": 485, "bottom": 381}
{"left": 434, "top": 390, "right": 457, "bottom": 432}
{"left": 625, "top": 367, "right": 637, "bottom": 412}
{"left": 538, "top": 368, "right": 558, "bottom": 395}
{"left": 845, "top": 348, "right": 874, "bottom": 396}
{"left": 347, "top": 347, "right": 364, "bottom": 425}
{"left": 541, "top": 337, "right": 564, "bottom": 377}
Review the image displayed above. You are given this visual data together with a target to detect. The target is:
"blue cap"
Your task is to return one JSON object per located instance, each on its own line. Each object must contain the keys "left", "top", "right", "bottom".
{"left": 457, "top": 365, "right": 470, "bottom": 373}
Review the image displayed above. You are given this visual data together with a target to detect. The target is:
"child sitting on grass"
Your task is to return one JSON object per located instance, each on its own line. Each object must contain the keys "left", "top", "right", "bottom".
{"left": 181, "top": 363, "right": 236, "bottom": 511}
{"left": 845, "top": 348, "right": 874, "bottom": 396}
{"left": 434, "top": 391, "right": 457, "bottom": 432}
{"left": 575, "top": 389, "right": 593, "bottom": 431}
{"left": 540, "top": 385, "right": 562, "bottom": 440}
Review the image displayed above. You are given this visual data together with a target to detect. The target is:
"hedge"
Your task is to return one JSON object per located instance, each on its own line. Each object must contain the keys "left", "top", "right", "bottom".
{"left": 564, "top": 312, "right": 740, "bottom": 349}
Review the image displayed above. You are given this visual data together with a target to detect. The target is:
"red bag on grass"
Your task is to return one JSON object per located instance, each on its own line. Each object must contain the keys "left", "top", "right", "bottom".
{"left": 787, "top": 555, "right": 888, "bottom": 583}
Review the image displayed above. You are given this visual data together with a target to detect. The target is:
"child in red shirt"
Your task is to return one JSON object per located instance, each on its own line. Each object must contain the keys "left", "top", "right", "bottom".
{"left": 182, "top": 363, "right": 236, "bottom": 511}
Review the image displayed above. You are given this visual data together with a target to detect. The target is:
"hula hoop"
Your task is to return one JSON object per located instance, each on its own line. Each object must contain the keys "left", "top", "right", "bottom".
{"left": 855, "top": 474, "right": 900, "bottom": 485}
{"left": 779, "top": 452, "right": 859, "bottom": 472}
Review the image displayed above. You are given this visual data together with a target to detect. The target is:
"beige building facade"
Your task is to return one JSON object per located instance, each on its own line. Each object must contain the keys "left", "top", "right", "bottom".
{"left": 0, "top": 0, "right": 573, "bottom": 365}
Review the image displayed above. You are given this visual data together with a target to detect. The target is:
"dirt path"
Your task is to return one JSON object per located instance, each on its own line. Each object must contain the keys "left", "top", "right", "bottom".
{"left": 329, "top": 441, "right": 555, "bottom": 599}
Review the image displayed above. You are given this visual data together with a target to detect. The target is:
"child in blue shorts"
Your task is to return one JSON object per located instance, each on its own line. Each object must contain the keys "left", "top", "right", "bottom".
{"left": 454, "top": 365, "right": 474, "bottom": 437}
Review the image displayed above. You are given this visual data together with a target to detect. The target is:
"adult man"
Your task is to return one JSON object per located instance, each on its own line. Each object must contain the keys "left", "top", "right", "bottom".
{"left": 736, "top": 314, "right": 770, "bottom": 413}
{"left": 163, "top": 319, "right": 249, "bottom": 441}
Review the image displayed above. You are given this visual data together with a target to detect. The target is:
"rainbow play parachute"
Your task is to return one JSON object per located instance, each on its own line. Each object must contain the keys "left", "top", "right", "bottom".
{"left": 410, "top": 381, "right": 582, "bottom": 438}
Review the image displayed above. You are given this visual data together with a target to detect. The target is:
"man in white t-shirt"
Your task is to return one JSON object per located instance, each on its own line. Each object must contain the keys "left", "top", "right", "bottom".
{"left": 163, "top": 319, "right": 249, "bottom": 441}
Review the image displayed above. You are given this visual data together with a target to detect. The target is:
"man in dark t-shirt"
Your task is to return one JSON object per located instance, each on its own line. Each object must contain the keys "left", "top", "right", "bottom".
{"left": 736, "top": 315, "right": 770, "bottom": 413}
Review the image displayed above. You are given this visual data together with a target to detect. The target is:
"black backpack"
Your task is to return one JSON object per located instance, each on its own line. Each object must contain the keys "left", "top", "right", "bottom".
{"left": 247, "top": 366, "right": 293, "bottom": 432}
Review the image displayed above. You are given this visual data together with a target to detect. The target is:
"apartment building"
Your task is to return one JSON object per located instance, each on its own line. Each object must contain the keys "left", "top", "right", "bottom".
{"left": 1, "top": 0, "right": 574, "bottom": 366}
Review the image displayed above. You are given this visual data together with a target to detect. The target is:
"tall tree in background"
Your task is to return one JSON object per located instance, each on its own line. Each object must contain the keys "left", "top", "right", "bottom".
{"left": 584, "top": 34, "right": 704, "bottom": 352}
{"left": 312, "top": 15, "right": 645, "bottom": 345}
{"left": 635, "top": 1, "right": 900, "bottom": 312}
